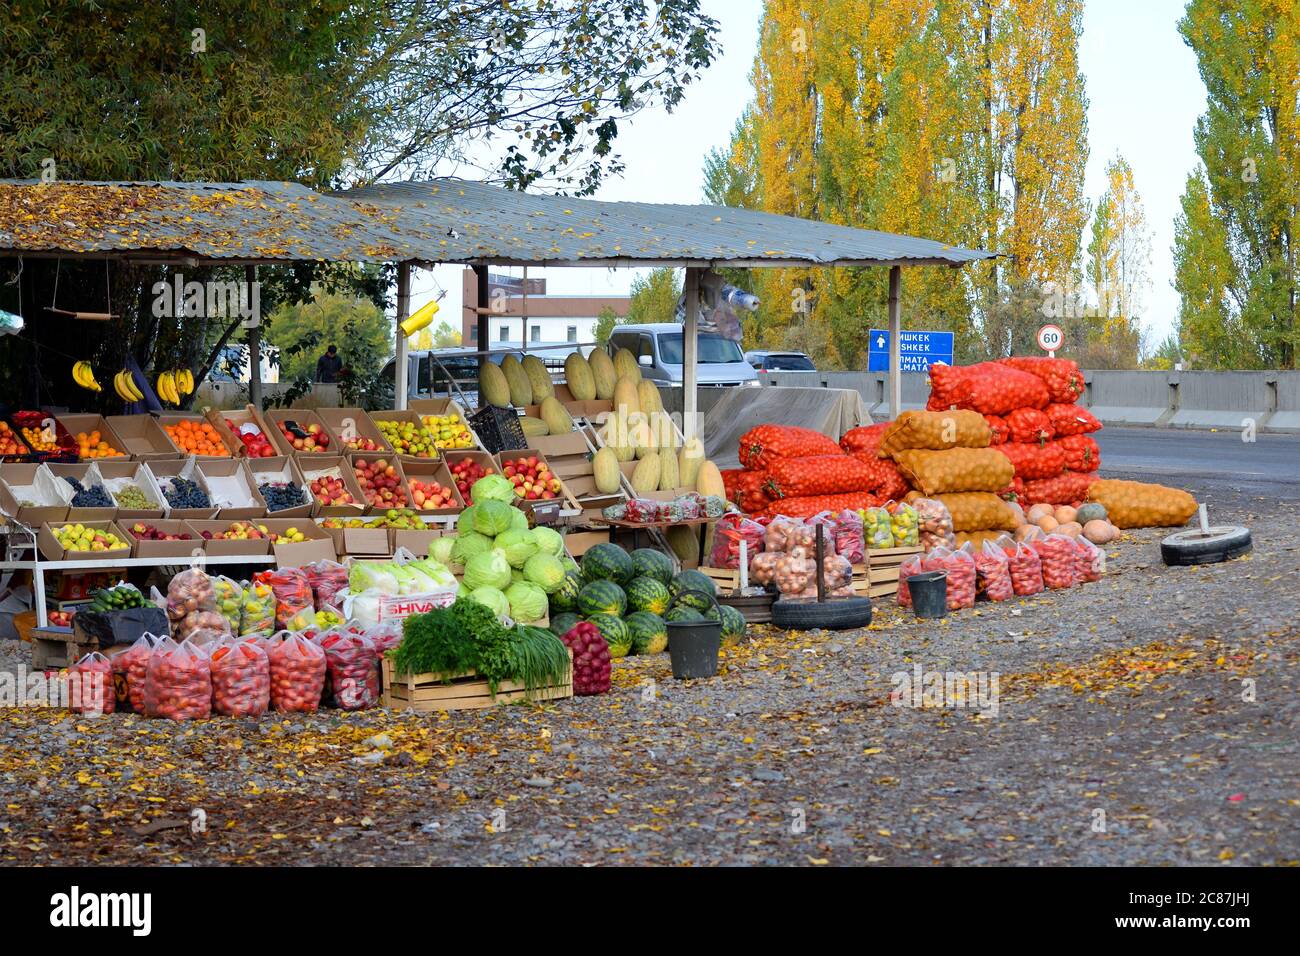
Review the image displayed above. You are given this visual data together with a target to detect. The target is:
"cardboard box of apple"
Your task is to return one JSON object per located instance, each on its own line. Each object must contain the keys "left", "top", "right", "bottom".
{"left": 502, "top": 455, "right": 562, "bottom": 501}
{"left": 278, "top": 419, "right": 331, "bottom": 453}
{"left": 449, "top": 458, "right": 495, "bottom": 505}
{"left": 226, "top": 420, "right": 277, "bottom": 457}
{"left": 408, "top": 478, "right": 455, "bottom": 511}
{"left": 129, "top": 522, "right": 194, "bottom": 541}
{"left": 51, "top": 524, "right": 128, "bottom": 552}
{"left": 309, "top": 475, "right": 356, "bottom": 507}
{"left": 199, "top": 520, "right": 307, "bottom": 543}
{"left": 353, "top": 458, "right": 408, "bottom": 508}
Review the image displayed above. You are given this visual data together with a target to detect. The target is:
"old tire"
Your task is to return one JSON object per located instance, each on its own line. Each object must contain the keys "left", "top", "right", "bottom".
{"left": 1160, "top": 525, "right": 1252, "bottom": 566}
{"left": 770, "top": 596, "right": 872, "bottom": 631}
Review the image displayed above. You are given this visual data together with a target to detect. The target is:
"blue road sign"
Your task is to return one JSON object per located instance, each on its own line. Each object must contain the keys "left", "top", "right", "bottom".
{"left": 867, "top": 329, "right": 954, "bottom": 372}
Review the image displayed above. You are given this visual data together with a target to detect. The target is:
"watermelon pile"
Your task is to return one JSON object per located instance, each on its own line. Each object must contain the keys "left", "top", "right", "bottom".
{"left": 549, "top": 544, "right": 745, "bottom": 657}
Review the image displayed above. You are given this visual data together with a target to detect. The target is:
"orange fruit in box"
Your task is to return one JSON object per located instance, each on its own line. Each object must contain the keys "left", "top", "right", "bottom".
{"left": 75, "top": 430, "right": 124, "bottom": 459}
{"left": 164, "top": 420, "right": 228, "bottom": 456}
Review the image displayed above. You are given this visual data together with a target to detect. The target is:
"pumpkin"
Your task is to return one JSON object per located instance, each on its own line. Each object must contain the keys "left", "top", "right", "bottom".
{"left": 1083, "top": 519, "right": 1116, "bottom": 544}
{"left": 1076, "top": 502, "right": 1108, "bottom": 525}
{"left": 1027, "top": 503, "right": 1055, "bottom": 524}
{"left": 1036, "top": 514, "right": 1059, "bottom": 533}
{"left": 1054, "top": 505, "right": 1078, "bottom": 524}
{"left": 1057, "top": 521, "right": 1082, "bottom": 538}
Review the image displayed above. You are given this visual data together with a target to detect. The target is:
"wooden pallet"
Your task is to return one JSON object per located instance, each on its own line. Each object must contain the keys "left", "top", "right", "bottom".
{"left": 862, "top": 545, "right": 924, "bottom": 599}
{"left": 381, "top": 653, "right": 572, "bottom": 712}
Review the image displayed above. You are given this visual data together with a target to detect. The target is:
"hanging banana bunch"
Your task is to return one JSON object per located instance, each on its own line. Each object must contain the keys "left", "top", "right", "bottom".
{"left": 174, "top": 368, "right": 195, "bottom": 397}
{"left": 72, "top": 361, "right": 102, "bottom": 392}
{"left": 155, "top": 370, "right": 180, "bottom": 406}
{"left": 113, "top": 370, "right": 143, "bottom": 403}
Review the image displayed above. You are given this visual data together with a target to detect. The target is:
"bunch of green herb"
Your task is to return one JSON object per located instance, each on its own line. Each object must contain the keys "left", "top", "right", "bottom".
{"left": 391, "top": 599, "right": 499, "bottom": 679}
{"left": 508, "top": 627, "right": 572, "bottom": 698}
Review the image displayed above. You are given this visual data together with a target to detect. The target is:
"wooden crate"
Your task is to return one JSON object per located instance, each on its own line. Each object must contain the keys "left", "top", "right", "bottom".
{"left": 32, "top": 634, "right": 98, "bottom": 670}
{"left": 381, "top": 654, "right": 572, "bottom": 712}
{"left": 862, "top": 545, "right": 924, "bottom": 599}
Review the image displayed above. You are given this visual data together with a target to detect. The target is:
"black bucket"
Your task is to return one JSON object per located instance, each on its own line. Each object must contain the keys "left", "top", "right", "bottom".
{"left": 908, "top": 570, "right": 948, "bottom": 619}
{"left": 666, "top": 589, "right": 723, "bottom": 680}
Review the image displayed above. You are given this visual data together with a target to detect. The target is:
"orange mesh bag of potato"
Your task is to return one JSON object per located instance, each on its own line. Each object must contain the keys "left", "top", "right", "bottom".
{"left": 878, "top": 409, "right": 991, "bottom": 459}
{"left": 935, "top": 492, "right": 1021, "bottom": 533}
{"left": 1085, "top": 479, "right": 1197, "bottom": 529}
{"left": 893, "top": 447, "right": 1015, "bottom": 496}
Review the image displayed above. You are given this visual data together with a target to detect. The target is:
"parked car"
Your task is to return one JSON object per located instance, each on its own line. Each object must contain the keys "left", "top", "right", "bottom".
{"left": 744, "top": 350, "right": 815, "bottom": 372}
{"left": 607, "top": 324, "right": 760, "bottom": 387}
{"left": 383, "top": 344, "right": 585, "bottom": 402}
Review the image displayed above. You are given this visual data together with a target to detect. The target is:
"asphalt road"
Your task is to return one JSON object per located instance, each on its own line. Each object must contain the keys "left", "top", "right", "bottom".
{"left": 1096, "top": 427, "right": 1300, "bottom": 500}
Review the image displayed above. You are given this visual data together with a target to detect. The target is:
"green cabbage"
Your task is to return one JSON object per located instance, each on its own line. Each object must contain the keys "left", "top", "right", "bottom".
{"left": 495, "top": 528, "right": 538, "bottom": 568}
{"left": 455, "top": 505, "right": 478, "bottom": 534}
{"left": 430, "top": 536, "right": 456, "bottom": 566}
{"left": 530, "top": 526, "right": 564, "bottom": 557}
{"left": 508, "top": 507, "right": 530, "bottom": 532}
{"left": 471, "top": 473, "right": 516, "bottom": 505}
{"left": 523, "top": 552, "right": 566, "bottom": 592}
{"left": 468, "top": 586, "right": 511, "bottom": 620}
{"left": 511, "top": 567, "right": 525, "bottom": 583}
{"left": 463, "top": 548, "right": 511, "bottom": 591}
{"left": 450, "top": 531, "right": 492, "bottom": 565}
{"left": 504, "top": 580, "right": 548, "bottom": 622}
{"left": 473, "top": 499, "right": 516, "bottom": 536}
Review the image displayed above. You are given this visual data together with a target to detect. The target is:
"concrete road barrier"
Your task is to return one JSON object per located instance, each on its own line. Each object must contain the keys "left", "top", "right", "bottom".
{"left": 1082, "top": 371, "right": 1171, "bottom": 426}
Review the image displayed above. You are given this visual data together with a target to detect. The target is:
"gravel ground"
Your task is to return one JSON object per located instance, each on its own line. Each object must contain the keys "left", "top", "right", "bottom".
{"left": 1, "top": 475, "right": 1296, "bottom": 866}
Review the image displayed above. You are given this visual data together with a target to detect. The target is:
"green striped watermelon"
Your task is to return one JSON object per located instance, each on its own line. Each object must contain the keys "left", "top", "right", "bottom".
{"left": 665, "top": 605, "right": 705, "bottom": 624}
{"left": 670, "top": 569, "right": 716, "bottom": 613}
{"left": 719, "top": 604, "right": 746, "bottom": 644}
{"left": 548, "top": 569, "right": 584, "bottom": 613}
{"left": 587, "top": 613, "right": 631, "bottom": 657}
{"left": 549, "top": 612, "right": 582, "bottom": 637}
{"left": 581, "top": 543, "right": 634, "bottom": 585}
{"left": 630, "top": 548, "right": 674, "bottom": 585}
{"left": 625, "top": 611, "right": 668, "bottom": 654}
{"left": 626, "top": 576, "right": 670, "bottom": 615}
{"left": 577, "top": 579, "right": 627, "bottom": 617}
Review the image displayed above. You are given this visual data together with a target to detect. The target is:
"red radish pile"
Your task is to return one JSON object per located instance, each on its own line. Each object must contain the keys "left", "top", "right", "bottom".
{"left": 558, "top": 622, "right": 610, "bottom": 696}
{"left": 353, "top": 458, "right": 407, "bottom": 508}
{"left": 502, "top": 455, "right": 563, "bottom": 501}
{"left": 448, "top": 458, "right": 492, "bottom": 504}
{"left": 310, "top": 475, "right": 354, "bottom": 506}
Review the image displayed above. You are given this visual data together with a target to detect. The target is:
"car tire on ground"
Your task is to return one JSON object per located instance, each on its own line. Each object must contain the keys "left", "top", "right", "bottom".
{"left": 1160, "top": 525, "right": 1252, "bottom": 566}
{"left": 770, "top": 596, "right": 872, "bottom": 630}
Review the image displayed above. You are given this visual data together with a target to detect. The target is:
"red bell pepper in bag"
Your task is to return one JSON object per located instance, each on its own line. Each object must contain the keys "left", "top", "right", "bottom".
{"left": 69, "top": 652, "right": 114, "bottom": 715}
{"left": 1006, "top": 407, "right": 1053, "bottom": 444}
{"left": 1057, "top": 434, "right": 1100, "bottom": 472}
{"left": 145, "top": 638, "right": 212, "bottom": 721}
{"left": 831, "top": 509, "right": 865, "bottom": 564}
{"left": 710, "top": 514, "right": 765, "bottom": 569}
{"left": 1046, "top": 403, "right": 1102, "bottom": 437}
{"left": 254, "top": 567, "right": 315, "bottom": 630}
{"left": 738, "top": 424, "right": 842, "bottom": 471}
{"left": 209, "top": 638, "right": 271, "bottom": 717}
{"left": 303, "top": 560, "right": 349, "bottom": 611}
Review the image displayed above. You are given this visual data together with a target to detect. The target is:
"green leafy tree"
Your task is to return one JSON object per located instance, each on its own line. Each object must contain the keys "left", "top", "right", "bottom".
{"left": 626, "top": 268, "right": 682, "bottom": 326}
{"left": 264, "top": 291, "right": 392, "bottom": 383}
{"left": 1175, "top": 0, "right": 1299, "bottom": 369}
{"left": 431, "top": 321, "right": 461, "bottom": 348}
{"left": 593, "top": 306, "right": 621, "bottom": 346}
{"left": 0, "top": 0, "right": 720, "bottom": 407}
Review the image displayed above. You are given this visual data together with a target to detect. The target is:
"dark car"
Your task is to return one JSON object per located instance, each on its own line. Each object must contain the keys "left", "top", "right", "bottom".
{"left": 744, "top": 350, "right": 816, "bottom": 372}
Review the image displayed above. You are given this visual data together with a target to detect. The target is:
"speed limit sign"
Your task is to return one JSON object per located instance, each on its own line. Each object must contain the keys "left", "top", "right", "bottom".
{"left": 1037, "top": 324, "right": 1063, "bottom": 356}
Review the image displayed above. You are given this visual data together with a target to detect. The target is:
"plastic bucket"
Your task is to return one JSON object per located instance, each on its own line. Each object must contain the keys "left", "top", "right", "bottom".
{"left": 908, "top": 570, "right": 948, "bottom": 619}
{"left": 666, "top": 588, "right": 723, "bottom": 680}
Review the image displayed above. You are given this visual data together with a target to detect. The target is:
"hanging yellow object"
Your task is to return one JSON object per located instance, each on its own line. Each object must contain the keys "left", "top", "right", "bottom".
{"left": 399, "top": 299, "right": 440, "bottom": 337}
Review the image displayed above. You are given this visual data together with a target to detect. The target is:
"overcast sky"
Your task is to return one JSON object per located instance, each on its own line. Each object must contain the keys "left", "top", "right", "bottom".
{"left": 411, "top": 0, "right": 1204, "bottom": 351}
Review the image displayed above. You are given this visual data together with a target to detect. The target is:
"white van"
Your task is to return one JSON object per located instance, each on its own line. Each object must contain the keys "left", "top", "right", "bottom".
{"left": 607, "top": 324, "right": 760, "bottom": 387}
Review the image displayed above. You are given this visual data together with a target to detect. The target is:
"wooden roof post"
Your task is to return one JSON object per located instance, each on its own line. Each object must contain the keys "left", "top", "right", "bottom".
{"left": 888, "top": 265, "right": 902, "bottom": 420}
{"left": 683, "top": 267, "right": 701, "bottom": 441}
{"left": 473, "top": 264, "right": 490, "bottom": 369}
{"left": 246, "top": 264, "right": 262, "bottom": 409}
{"left": 395, "top": 260, "right": 411, "bottom": 409}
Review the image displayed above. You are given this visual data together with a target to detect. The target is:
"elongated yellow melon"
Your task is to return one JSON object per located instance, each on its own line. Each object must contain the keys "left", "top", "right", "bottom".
{"left": 564, "top": 352, "right": 596, "bottom": 401}
{"left": 539, "top": 395, "right": 573, "bottom": 435}
{"left": 479, "top": 362, "right": 512, "bottom": 409}
{"left": 679, "top": 437, "right": 705, "bottom": 488}
{"left": 613, "top": 347, "right": 640, "bottom": 380}
{"left": 658, "top": 444, "right": 680, "bottom": 491}
{"left": 612, "top": 375, "right": 640, "bottom": 416}
{"left": 631, "top": 453, "right": 660, "bottom": 494}
{"left": 696, "top": 460, "right": 725, "bottom": 498}
{"left": 500, "top": 354, "right": 532, "bottom": 407}
{"left": 638, "top": 379, "right": 663, "bottom": 414}
{"left": 588, "top": 348, "right": 617, "bottom": 400}
{"left": 521, "top": 354, "right": 554, "bottom": 402}
{"left": 592, "top": 446, "right": 621, "bottom": 494}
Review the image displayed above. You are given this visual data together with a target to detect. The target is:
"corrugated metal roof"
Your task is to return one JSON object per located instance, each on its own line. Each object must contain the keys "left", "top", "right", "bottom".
{"left": 0, "top": 177, "right": 994, "bottom": 267}
{"left": 0, "top": 179, "right": 418, "bottom": 262}
{"left": 335, "top": 179, "right": 995, "bottom": 267}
